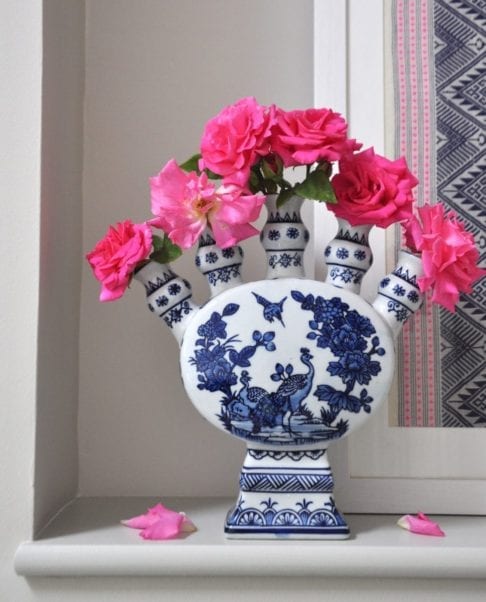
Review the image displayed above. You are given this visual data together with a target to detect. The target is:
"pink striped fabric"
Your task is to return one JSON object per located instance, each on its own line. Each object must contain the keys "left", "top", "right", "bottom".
{"left": 393, "top": 0, "right": 440, "bottom": 427}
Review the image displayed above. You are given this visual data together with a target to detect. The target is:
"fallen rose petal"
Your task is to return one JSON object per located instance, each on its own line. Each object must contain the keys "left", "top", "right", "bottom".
{"left": 397, "top": 513, "right": 445, "bottom": 537}
{"left": 121, "top": 513, "right": 160, "bottom": 529}
{"left": 121, "top": 502, "right": 197, "bottom": 540}
{"left": 181, "top": 513, "right": 198, "bottom": 533}
{"left": 121, "top": 502, "right": 175, "bottom": 529}
{"left": 140, "top": 514, "right": 184, "bottom": 540}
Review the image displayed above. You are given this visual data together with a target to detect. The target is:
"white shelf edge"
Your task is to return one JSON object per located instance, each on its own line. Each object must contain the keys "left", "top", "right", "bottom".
{"left": 15, "top": 540, "right": 486, "bottom": 579}
{"left": 13, "top": 497, "right": 486, "bottom": 579}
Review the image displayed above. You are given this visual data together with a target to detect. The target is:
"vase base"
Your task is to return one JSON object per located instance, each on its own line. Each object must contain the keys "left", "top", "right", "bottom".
{"left": 224, "top": 447, "right": 349, "bottom": 540}
{"left": 224, "top": 523, "right": 350, "bottom": 540}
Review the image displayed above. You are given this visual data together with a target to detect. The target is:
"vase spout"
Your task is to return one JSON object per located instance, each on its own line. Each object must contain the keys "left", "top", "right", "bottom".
{"left": 372, "top": 251, "right": 424, "bottom": 337}
{"left": 261, "top": 194, "right": 309, "bottom": 279}
{"left": 134, "top": 261, "right": 199, "bottom": 345}
{"left": 196, "top": 230, "right": 244, "bottom": 298}
{"left": 324, "top": 218, "right": 373, "bottom": 294}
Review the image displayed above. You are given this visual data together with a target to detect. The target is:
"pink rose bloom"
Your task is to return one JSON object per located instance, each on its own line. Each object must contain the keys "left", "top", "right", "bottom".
{"left": 86, "top": 220, "right": 152, "bottom": 302}
{"left": 270, "top": 106, "right": 361, "bottom": 167}
{"left": 150, "top": 159, "right": 266, "bottom": 249}
{"left": 404, "top": 203, "right": 485, "bottom": 312}
{"left": 330, "top": 148, "right": 419, "bottom": 228}
{"left": 200, "top": 97, "right": 275, "bottom": 186}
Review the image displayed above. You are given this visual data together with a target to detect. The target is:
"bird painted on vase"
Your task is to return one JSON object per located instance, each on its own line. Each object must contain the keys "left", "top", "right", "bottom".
{"left": 236, "top": 370, "right": 283, "bottom": 433}
{"left": 274, "top": 347, "right": 315, "bottom": 430}
{"left": 252, "top": 293, "right": 287, "bottom": 327}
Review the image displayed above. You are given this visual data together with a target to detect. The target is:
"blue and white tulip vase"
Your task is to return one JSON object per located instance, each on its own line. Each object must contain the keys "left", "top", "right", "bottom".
{"left": 135, "top": 194, "right": 423, "bottom": 539}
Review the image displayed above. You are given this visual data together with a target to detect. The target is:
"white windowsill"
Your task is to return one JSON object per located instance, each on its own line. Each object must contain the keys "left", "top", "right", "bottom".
{"left": 14, "top": 497, "right": 486, "bottom": 579}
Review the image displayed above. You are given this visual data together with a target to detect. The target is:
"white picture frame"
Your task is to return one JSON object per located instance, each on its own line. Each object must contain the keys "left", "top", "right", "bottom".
{"left": 314, "top": 0, "right": 486, "bottom": 515}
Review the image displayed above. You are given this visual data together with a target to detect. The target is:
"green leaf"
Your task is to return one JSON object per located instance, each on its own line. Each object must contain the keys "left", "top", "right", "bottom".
{"left": 204, "top": 168, "right": 220, "bottom": 180}
{"left": 150, "top": 235, "right": 182, "bottom": 264}
{"left": 294, "top": 169, "right": 337, "bottom": 203}
{"left": 179, "top": 154, "right": 202, "bottom": 173}
{"left": 249, "top": 169, "right": 260, "bottom": 193}
{"left": 151, "top": 234, "right": 165, "bottom": 252}
{"left": 276, "top": 188, "right": 296, "bottom": 208}
{"left": 264, "top": 179, "right": 278, "bottom": 194}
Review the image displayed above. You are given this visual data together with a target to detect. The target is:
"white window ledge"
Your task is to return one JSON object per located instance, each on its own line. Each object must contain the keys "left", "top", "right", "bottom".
{"left": 15, "top": 497, "right": 486, "bottom": 579}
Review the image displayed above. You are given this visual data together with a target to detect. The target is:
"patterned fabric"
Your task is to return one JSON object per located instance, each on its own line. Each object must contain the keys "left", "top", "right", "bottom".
{"left": 392, "top": 0, "right": 485, "bottom": 427}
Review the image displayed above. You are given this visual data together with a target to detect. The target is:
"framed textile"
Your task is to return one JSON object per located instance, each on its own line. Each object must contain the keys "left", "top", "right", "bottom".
{"left": 314, "top": 0, "right": 486, "bottom": 514}
{"left": 391, "top": 0, "right": 485, "bottom": 428}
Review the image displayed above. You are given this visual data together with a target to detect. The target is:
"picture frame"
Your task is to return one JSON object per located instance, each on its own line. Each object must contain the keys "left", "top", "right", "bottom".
{"left": 314, "top": 0, "right": 486, "bottom": 515}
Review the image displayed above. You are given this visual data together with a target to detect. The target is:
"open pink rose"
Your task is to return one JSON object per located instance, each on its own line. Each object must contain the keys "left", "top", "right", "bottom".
{"left": 330, "top": 148, "right": 419, "bottom": 228}
{"left": 270, "top": 107, "right": 361, "bottom": 167}
{"left": 150, "top": 159, "right": 266, "bottom": 249}
{"left": 200, "top": 97, "right": 275, "bottom": 186}
{"left": 403, "top": 203, "right": 485, "bottom": 312}
{"left": 86, "top": 220, "right": 152, "bottom": 302}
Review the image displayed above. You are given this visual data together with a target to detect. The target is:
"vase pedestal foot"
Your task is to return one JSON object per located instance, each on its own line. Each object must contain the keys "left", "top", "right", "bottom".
{"left": 224, "top": 447, "right": 349, "bottom": 539}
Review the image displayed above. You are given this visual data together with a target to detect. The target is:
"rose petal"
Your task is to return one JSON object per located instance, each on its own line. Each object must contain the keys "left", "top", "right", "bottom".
{"left": 121, "top": 503, "right": 197, "bottom": 540}
{"left": 140, "top": 514, "right": 184, "bottom": 540}
{"left": 397, "top": 513, "right": 445, "bottom": 537}
{"left": 121, "top": 512, "right": 161, "bottom": 530}
{"left": 181, "top": 514, "right": 198, "bottom": 533}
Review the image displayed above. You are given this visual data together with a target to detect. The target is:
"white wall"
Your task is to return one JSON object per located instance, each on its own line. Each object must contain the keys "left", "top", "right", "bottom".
{"left": 78, "top": 0, "right": 315, "bottom": 497}
{"left": 34, "top": 0, "right": 84, "bottom": 534}
{"left": 0, "top": 0, "right": 41, "bottom": 599}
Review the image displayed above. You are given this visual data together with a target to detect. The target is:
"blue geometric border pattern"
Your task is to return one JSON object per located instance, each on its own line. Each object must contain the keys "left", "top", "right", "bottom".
{"left": 239, "top": 472, "right": 334, "bottom": 493}
{"left": 435, "top": 0, "right": 486, "bottom": 426}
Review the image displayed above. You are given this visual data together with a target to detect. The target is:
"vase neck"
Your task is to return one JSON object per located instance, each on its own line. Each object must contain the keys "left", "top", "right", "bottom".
{"left": 261, "top": 194, "right": 309, "bottom": 279}
{"left": 372, "top": 250, "right": 424, "bottom": 337}
{"left": 324, "top": 218, "right": 373, "bottom": 294}
{"left": 133, "top": 261, "right": 198, "bottom": 344}
{"left": 195, "top": 230, "right": 243, "bottom": 298}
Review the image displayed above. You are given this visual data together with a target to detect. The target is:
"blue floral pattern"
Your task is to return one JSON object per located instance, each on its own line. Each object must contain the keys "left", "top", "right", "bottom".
{"left": 164, "top": 300, "right": 194, "bottom": 328}
{"left": 222, "top": 248, "right": 235, "bottom": 259}
{"left": 407, "top": 290, "right": 420, "bottom": 303}
{"left": 168, "top": 283, "right": 182, "bottom": 296}
{"left": 205, "top": 252, "right": 218, "bottom": 264}
{"left": 188, "top": 291, "right": 385, "bottom": 445}
{"left": 393, "top": 284, "right": 406, "bottom": 297}
{"left": 329, "top": 266, "right": 363, "bottom": 285}
{"left": 291, "top": 291, "right": 384, "bottom": 431}
{"left": 206, "top": 264, "right": 241, "bottom": 286}
{"left": 268, "top": 252, "right": 302, "bottom": 270}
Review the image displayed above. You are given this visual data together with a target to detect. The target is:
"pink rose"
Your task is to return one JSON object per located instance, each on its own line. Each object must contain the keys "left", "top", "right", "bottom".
{"left": 86, "top": 220, "right": 153, "bottom": 302}
{"left": 150, "top": 159, "right": 266, "bottom": 249}
{"left": 270, "top": 107, "right": 361, "bottom": 167}
{"left": 403, "top": 203, "right": 485, "bottom": 312}
{"left": 200, "top": 97, "right": 275, "bottom": 186}
{"left": 329, "top": 148, "right": 419, "bottom": 228}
